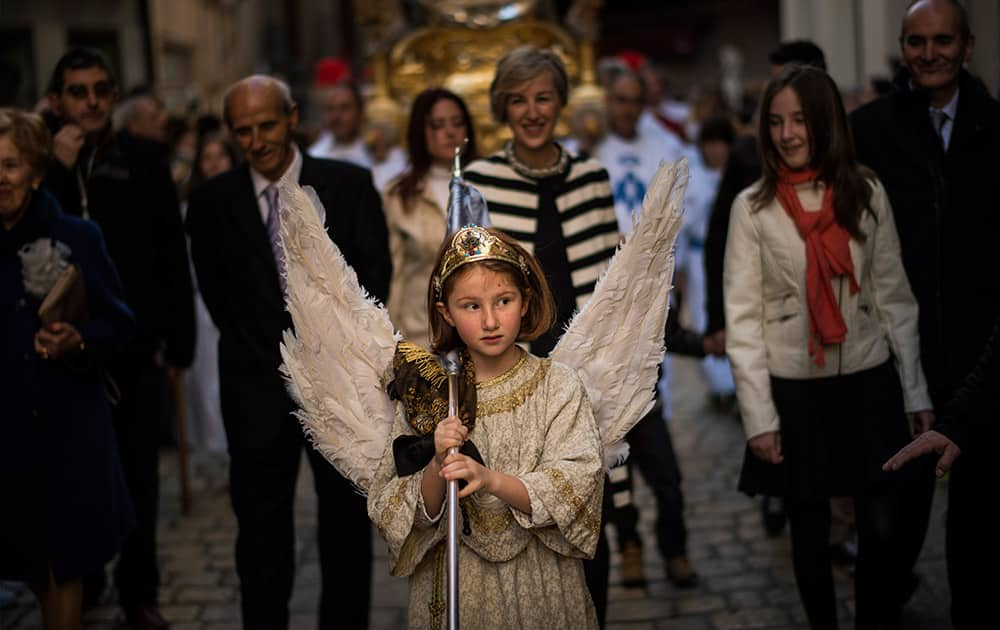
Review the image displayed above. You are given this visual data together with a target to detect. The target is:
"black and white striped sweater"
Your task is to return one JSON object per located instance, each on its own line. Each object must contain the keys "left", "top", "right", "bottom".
{"left": 464, "top": 151, "right": 621, "bottom": 309}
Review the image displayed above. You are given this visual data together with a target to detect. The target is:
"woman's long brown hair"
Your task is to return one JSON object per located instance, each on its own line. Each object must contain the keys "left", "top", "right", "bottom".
{"left": 389, "top": 88, "right": 477, "bottom": 213}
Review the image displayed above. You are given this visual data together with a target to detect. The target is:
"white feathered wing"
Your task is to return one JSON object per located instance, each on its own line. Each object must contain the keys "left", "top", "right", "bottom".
{"left": 550, "top": 159, "right": 688, "bottom": 467}
{"left": 277, "top": 180, "right": 399, "bottom": 493}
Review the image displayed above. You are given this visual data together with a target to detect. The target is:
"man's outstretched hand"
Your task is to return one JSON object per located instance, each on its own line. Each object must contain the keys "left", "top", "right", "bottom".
{"left": 883, "top": 430, "right": 961, "bottom": 478}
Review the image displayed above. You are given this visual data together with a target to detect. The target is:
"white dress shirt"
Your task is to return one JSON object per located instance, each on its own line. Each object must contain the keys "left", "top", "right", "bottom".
{"left": 250, "top": 145, "right": 303, "bottom": 222}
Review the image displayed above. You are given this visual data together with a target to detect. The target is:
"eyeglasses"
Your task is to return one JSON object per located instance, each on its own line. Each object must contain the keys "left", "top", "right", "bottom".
{"left": 64, "top": 81, "right": 115, "bottom": 100}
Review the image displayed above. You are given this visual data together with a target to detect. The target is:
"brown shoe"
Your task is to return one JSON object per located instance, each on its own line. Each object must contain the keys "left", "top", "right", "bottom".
{"left": 123, "top": 606, "right": 170, "bottom": 630}
{"left": 620, "top": 540, "right": 646, "bottom": 588}
{"left": 666, "top": 554, "right": 698, "bottom": 588}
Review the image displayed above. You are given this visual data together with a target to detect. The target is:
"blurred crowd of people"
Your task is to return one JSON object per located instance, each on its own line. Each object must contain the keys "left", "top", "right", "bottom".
{"left": 2, "top": 0, "right": 998, "bottom": 628}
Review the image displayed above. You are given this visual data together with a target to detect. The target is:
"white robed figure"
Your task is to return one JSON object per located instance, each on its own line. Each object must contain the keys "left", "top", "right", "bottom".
{"left": 276, "top": 159, "right": 688, "bottom": 629}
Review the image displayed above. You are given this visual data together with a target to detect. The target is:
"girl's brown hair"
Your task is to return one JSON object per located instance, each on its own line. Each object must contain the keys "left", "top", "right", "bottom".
{"left": 427, "top": 228, "right": 556, "bottom": 353}
{"left": 751, "top": 65, "right": 874, "bottom": 240}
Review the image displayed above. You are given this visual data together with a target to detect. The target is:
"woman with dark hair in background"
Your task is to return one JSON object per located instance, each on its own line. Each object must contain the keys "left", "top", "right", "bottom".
{"left": 188, "top": 130, "right": 239, "bottom": 193}
{"left": 1, "top": 108, "right": 134, "bottom": 629}
{"left": 383, "top": 87, "right": 477, "bottom": 345}
{"left": 724, "top": 65, "right": 932, "bottom": 629}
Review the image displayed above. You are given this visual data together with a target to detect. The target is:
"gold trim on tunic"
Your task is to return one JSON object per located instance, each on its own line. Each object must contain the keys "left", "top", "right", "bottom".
{"left": 476, "top": 349, "right": 528, "bottom": 388}
{"left": 547, "top": 468, "right": 602, "bottom": 538}
{"left": 462, "top": 497, "right": 514, "bottom": 534}
{"left": 429, "top": 543, "right": 446, "bottom": 628}
{"left": 476, "top": 357, "right": 550, "bottom": 418}
{"left": 377, "top": 480, "right": 410, "bottom": 535}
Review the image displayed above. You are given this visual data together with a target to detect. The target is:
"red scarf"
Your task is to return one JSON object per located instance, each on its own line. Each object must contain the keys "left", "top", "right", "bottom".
{"left": 775, "top": 168, "right": 859, "bottom": 366}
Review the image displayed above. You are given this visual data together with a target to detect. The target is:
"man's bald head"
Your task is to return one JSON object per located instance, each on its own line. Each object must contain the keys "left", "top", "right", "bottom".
{"left": 901, "top": 0, "right": 970, "bottom": 44}
{"left": 899, "top": 0, "right": 973, "bottom": 104}
{"left": 223, "top": 75, "right": 295, "bottom": 128}
{"left": 223, "top": 74, "right": 299, "bottom": 181}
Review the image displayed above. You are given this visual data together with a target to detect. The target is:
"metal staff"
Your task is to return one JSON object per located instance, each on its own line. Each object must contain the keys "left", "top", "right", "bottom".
{"left": 441, "top": 349, "right": 462, "bottom": 629}
{"left": 448, "top": 143, "right": 465, "bottom": 234}
{"left": 441, "top": 138, "right": 491, "bottom": 629}
{"left": 447, "top": 140, "right": 490, "bottom": 234}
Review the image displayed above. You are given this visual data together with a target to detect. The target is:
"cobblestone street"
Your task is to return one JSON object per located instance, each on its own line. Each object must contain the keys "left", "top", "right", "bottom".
{"left": 1, "top": 357, "right": 951, "bottom": 629}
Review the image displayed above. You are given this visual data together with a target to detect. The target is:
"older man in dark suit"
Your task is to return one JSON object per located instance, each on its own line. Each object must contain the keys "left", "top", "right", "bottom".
{"left": 851, "top": 1, "right": 1000, "bottom": 626}
{"left": 186, "top": 75, "right": 391, "bottom": 630}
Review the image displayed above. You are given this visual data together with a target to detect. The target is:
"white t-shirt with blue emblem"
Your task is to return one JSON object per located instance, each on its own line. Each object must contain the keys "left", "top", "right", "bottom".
{"left": 594, "top": 130, "right": 686, "bottom": 236}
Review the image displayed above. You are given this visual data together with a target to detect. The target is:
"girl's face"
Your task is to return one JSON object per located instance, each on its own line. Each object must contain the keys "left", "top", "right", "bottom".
{"left": 437, "top": 265, "right": 528, "bottom": 369}
{"left": 199, "top": 140, "right": 233, "bottom": 179}
{"left": 425, "top": 98, "right": 467, "bottom": 166}
{"left": 768, "top": 86, "right": 811, "bottom": 170}
{"left": 505, "top": 71, "right": 561, "bottom": 155}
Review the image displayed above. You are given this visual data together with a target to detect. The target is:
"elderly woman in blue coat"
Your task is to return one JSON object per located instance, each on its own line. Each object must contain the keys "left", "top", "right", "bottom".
{"left": 0, "top": 108, "right": 135, "bottom": 629}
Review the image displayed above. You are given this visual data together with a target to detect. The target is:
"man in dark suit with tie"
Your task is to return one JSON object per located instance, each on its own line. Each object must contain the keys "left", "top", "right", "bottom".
{"left": 186, "top": 75, "right": 391, "bottom": 630}
{"left": 850, "top": 1, "right": 1000, "bottom": 626}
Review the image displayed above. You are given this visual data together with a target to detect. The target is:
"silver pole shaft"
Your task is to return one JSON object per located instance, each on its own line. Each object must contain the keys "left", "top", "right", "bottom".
{"left": 446, "top": 373, "right": 460, "bottom": 630}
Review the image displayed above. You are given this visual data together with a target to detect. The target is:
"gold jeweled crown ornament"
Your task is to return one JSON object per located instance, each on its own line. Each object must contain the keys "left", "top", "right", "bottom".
{"left": 433, "top": 226, "right": 529, "bottom": 298}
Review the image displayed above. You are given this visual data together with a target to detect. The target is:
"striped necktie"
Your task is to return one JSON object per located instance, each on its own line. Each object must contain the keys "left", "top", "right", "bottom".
{"left": 263, "top": 184, "right": 286, "bottom": 292}
{"left": 929, "top": 109, "right": 949, "bottom": 151}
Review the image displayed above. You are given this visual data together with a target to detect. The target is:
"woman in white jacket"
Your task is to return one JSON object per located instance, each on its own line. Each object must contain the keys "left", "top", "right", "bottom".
{"left": 724, "top": 65, "right": 933, "bottom": 630}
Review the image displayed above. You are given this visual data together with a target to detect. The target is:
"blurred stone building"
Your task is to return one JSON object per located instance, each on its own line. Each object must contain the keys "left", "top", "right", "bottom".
{"left": 2, "top": 0, "right": 996, "bottom": 119}
{"left": 0, "top": 0, "right": 265, "bottom": 112}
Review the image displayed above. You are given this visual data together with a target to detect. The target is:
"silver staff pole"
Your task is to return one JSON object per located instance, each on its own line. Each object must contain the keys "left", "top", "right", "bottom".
{"left": 441, "top": 350, "right": 462, "bottom": 629}
{"left": 448, "top": 142, "right": 467, "bottom": 234}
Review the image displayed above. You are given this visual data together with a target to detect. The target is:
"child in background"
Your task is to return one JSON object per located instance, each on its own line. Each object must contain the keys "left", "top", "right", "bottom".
{"left": 725, "top": 65, "right": 931, "bottom": 629}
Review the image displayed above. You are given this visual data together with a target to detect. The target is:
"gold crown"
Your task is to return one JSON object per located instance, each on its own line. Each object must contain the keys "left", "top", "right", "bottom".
{"left": 433, "top": 226, "right": 529, "bottom": 298}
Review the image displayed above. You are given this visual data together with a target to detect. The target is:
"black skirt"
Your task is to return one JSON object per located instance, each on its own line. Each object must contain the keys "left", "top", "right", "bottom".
{"left": 738, "top": 360, "right": 927, "bottom": 498}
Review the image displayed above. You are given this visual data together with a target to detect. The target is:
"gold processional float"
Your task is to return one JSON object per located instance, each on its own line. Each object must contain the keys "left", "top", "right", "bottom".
{"left": 353, "top": 0, "right": 606, "bottom": 156}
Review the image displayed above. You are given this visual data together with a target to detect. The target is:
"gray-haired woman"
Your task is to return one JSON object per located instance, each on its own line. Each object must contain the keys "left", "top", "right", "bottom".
{"left": 1, "top": 108, "right": 135, "bottom": 630}
{"left": 464, "top": 45, "right": 622, "bottom": 625}
{"left": 465, "top": 45, "right": 620, "bottom": 355}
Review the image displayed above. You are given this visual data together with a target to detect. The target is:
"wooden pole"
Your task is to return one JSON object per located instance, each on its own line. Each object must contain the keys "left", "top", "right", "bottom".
{"left": 173, "top": 375, "right": 192, "bottom": 515}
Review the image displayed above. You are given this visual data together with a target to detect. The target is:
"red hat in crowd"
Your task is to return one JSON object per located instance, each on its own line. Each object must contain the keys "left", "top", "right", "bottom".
{"left": 617, "top": 49, "right": 648, "bottom": 72}
{"left": 314, "top": 57, "right": 351, "bottom": 87}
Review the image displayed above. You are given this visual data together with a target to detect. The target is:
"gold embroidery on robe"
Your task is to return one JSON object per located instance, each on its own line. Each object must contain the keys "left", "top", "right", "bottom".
{"left": 369, "top": 353, "right": 603, "bottom": 629}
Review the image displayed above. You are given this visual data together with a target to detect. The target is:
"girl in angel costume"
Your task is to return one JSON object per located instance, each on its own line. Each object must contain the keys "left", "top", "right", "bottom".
{"left": 276, "top": 159, "right": 688, "bottom": 629}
